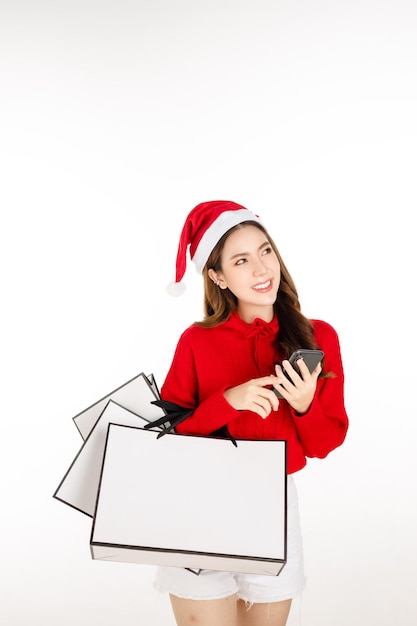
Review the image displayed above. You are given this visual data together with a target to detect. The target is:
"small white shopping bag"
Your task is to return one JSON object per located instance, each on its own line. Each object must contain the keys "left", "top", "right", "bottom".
{"left": 54, "top": 401, "right": 161, "bottom": 517}
{"left": 72, "top": 372, "right": 165, "bottom": 440}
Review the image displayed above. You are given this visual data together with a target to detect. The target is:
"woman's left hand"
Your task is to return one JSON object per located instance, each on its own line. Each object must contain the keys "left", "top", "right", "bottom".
{"left": 274, "top": 359, "right": 321, "bottom": 415}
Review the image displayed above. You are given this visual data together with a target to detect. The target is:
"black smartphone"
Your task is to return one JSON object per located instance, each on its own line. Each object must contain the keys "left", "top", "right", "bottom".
{"left": 273, "top": 349, "right": 324, "bottom": 398}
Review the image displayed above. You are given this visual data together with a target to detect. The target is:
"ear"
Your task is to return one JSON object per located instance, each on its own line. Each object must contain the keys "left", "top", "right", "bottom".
{"left": 208, "top": 268, "right": 226, "bottom": 289}
{"left": 208, "top": 268, "right": 218, "bottom": 284}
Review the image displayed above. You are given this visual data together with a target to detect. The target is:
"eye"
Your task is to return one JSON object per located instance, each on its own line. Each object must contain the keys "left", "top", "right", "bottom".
{"left": 261, "top": 246, "right": 272, "bottom": 256}
{"left": 235, "top": 257, "right": 247, "bottom": 266}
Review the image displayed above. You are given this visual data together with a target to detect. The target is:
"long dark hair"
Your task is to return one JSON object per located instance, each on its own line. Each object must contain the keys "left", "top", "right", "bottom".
{"left": 194, "top": 221, "right": 319, "bottom": 359}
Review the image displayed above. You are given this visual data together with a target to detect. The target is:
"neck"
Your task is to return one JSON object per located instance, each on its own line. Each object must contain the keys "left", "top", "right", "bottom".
{"left": 237, "top": 304, "right": 275, "bottom": 324}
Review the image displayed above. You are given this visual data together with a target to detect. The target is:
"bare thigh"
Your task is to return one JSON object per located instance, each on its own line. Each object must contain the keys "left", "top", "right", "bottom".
{"left": 169, "top": 593, "right": 238, "bottom": 626}
{"left": 236, "top": 598, "right": 292, "bottom": 626}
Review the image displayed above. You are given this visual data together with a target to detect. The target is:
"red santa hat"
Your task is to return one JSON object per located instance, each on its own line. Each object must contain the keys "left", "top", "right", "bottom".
{"left": 167, "top": 200, "right": 263, "bottom": 296}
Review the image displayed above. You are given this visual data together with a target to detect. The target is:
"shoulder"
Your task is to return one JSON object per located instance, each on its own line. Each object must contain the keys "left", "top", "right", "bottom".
{"left": 310, "top": 319, "right": 344, "bottom": 366}
{"left": 311, "top": 318, "right": 338, "bottom": 337}
{"left": 310, "top": 319, "right": 341, "bottom": 349}
{"left": 179, "top": 322, "right": 215, "bottom": 340}
{"left": 175, "top": 320, "right": 227, "bottom": 348}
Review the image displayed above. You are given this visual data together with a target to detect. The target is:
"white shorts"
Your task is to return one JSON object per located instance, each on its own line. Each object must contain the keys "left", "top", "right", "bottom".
{"left": 154, "top": 475, "right": 305, "bottom": 604}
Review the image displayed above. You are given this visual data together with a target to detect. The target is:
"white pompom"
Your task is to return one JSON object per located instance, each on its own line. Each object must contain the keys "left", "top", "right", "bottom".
{"left": 166, "top": 281, "right": 186, "bottom": 297}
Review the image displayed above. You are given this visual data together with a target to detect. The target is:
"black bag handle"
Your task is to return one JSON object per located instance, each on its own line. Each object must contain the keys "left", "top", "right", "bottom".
{"left": 144, "top": 399, "right": 237, "bottom": 446}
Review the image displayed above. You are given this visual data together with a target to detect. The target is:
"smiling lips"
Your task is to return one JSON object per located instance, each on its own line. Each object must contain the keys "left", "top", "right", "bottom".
{"left": 253, "top": 279, "right": 273, "bottom": 292}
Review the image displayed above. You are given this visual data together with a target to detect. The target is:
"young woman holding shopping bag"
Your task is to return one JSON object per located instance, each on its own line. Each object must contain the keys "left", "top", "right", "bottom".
{"left": 154, "top": 200, "right": 348, "bottom": 626}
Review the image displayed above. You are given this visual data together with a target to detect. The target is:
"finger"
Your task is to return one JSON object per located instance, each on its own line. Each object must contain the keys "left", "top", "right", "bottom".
{"left": 251, "top": 388, "right": 279, "bottom": 415}
{"left": 250, "top": 398, "right": 273, "bottom": 419}
{"left": 282, "top": 359, "right": 302, "bottom": 384}
{"left": 273, "top": 370, "right": 293, "bottom": 396}
{"left": 312, "top": 362, "right": 322, "bottom": 379}
{"left": 272, "top": 380, "right": 286, "bottom": 399}
{"left": 273, "top": 377, "right": 292, "bottom": 397}
{"left": 256, "top": 375, "right": 283, "bottom": 388}
{"left": 292, "top": 358, "right": 311, "bottom": 381}
{"left": 261, "top": 388, "right": 279, "bottom": 412}
{"left": 296, "top": 359, "right": 322, "bottom": 382}
{"left": 285, "top": 358, "right": 311, "bottom": 386}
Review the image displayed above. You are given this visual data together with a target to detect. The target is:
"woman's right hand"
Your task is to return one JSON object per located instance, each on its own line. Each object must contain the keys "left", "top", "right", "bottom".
{"left": 223, "top": 376, "right": 280, "bottom": 419}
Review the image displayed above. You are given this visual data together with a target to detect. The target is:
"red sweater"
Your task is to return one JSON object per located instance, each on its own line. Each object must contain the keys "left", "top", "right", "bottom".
{"left": 161, "top": 311, "right": 348, "bottom": 474}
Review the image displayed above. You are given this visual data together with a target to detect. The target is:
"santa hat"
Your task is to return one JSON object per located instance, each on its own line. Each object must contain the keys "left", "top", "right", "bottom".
{"left": 167, "top": 200, "right": 263, "bottom": 296}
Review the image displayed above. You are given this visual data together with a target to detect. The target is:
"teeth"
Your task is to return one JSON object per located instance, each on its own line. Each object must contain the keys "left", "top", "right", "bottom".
{"left": 253, "top": 280, "right": 271, "bottom": 290}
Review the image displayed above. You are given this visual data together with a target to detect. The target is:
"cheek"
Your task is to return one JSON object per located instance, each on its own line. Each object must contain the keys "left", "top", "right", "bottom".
{"left": 270, "top": 257, "right": 280, "bottom": 274}
{"left": 222, "top": 272, "right": 247, "bottom": 296}
{"left": 274, "top": 263, "right": 281, "bottom": 287}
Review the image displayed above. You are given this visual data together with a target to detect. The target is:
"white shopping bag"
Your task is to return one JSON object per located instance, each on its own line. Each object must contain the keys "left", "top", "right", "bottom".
{"left": 72, "top": 372, "right": 165, "bottom": 440}
{"left": 90, "top": 423, "right": 287, "bottom": 576}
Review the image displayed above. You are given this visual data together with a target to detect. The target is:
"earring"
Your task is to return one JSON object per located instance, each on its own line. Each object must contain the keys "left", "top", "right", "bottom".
{"left": 216, "top": 280, "right": 220, "bottom": 287}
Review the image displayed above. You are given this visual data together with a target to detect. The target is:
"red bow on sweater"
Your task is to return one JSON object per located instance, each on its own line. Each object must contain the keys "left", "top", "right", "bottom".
{"left": 243, "top": 316, "right": 279, "bottom": 339}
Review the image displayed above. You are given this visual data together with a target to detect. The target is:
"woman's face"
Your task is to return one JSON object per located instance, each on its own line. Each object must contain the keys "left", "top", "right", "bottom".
{"left": 210, "top": 224, "right": 281, "bottom": 323}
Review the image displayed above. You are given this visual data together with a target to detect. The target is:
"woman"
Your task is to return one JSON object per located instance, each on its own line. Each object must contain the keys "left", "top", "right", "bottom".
{"left": 154, "top": 200, "right": 348, "bottom": 626}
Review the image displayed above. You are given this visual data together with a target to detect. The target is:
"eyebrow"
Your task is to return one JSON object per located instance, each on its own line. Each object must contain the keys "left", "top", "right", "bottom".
{"left": 228, "top": 240, "right": 270, "bottom": 261}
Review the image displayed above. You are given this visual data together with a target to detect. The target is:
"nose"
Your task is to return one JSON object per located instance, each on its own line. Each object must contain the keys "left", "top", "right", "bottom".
{"left": 252, "top": 258, "right": 267, "bottom": 276}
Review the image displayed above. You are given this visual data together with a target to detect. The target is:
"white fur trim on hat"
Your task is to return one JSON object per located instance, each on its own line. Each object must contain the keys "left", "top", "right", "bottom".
{"left": 192, "top": 209, "right": 263, "bottom": 273}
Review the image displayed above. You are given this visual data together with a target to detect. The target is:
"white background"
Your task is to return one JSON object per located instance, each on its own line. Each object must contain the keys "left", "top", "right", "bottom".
{"left": 1, "top": 1, "right": 416, "bottom": 624}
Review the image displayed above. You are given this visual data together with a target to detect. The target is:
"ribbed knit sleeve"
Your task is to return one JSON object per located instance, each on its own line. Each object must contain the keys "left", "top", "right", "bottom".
{"left": 289, "top": 320, "right": 348, "bottom": 458}
{"left": 160, "top": 325, "right": 242, "bottom": 435}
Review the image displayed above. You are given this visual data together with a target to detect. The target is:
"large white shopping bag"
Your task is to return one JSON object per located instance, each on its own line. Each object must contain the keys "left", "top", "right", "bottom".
{"left": 90, "top": 423, "right": 287, "bottom": 576}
